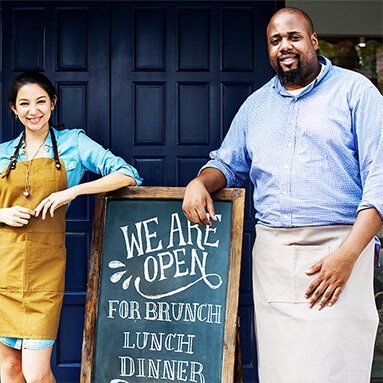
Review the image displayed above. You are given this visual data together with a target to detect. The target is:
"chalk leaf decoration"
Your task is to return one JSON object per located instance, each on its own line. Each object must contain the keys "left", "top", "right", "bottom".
{"left": 108, "top": 261, "right": 132, "bottom": 290}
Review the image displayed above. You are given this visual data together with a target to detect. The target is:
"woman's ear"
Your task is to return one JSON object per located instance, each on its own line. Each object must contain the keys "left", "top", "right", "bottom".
{"left": 51, "top": 95, "right": 57, "bottom": 110}
{"left": 9, "top": 102, "right": 17, "bottom": 118}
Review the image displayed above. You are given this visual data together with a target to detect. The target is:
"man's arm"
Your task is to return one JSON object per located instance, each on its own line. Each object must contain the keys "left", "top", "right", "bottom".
{"left": 182, "top": 168, "right": 227, "bottom": 226}
{"left": 305, "top": 207, "right": 382, "bottom": 311}
{"left": 306, "top": 83, "right": 383, "bottom": 310}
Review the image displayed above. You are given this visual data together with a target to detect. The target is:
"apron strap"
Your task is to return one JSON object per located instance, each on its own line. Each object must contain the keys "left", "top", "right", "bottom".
{"left": 1, "top": 128, "right": 61, "bottom": 178}
{"left": 50, "top": 128, "right": 61, "bottom": 170}
{"left": 1, "top": 132, "right": 25, "bottom": 178}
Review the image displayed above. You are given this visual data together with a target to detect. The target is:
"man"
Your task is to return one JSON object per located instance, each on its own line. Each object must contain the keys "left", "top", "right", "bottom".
{"left": 182, "top": 7, "right": 383, "bottom": 383}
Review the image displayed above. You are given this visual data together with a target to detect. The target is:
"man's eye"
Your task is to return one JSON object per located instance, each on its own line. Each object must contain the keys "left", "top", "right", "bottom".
{"left": 271, "top": 39, "right": 279, "bottom": 45}
{"left": 291, "top": 35, "right": 300, "bottom": 40}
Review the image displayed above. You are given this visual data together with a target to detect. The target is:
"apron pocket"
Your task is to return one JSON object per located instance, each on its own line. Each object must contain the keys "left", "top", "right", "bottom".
{"left": 26, "top": 241, "right": 66, "bottom": 292}
{"left": 253, "top": 244, "right": 330, "bottom": 303}
{"left": 0, "top": 243, "right": 25, "bottom": 291}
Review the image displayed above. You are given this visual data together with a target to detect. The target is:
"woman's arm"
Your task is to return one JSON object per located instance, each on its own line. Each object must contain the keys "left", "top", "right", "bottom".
{"left": 34, "top": 172, "right": 136, "bottom": 220}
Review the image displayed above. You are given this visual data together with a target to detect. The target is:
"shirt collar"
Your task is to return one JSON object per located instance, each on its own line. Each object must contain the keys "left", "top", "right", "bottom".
{"left": 11, "top": 127, "right": 55, "bottom": 149}
{"left": 273, "top": 55, "right": 332, "bottom": 98}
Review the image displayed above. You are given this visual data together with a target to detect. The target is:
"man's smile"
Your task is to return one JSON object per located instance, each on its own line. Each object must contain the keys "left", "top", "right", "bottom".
{"left": 278, "top": 54, "right": 299, "bottom": 67}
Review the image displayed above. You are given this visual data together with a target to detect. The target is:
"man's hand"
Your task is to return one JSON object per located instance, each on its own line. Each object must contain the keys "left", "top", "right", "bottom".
{"left": 0, "top": 206, "right": 35, "bottom": 227}
{"left": 34, "top": 187, "right": 79, "bottom": 220}
{"left": 304, "top": 250, "right": 358, "bottom": 310}
{"left": 182, "top": 178, "right": 217, "bottom": 226}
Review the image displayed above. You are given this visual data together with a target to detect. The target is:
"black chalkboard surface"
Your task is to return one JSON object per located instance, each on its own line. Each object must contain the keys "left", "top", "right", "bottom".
{"left": 81, "top": 187, "right": 245, "bottom": 383}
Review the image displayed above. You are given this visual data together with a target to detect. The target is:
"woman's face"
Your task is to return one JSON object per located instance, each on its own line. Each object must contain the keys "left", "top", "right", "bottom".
{"left": 10, "top": 83, "right": 56, "bottom": 135}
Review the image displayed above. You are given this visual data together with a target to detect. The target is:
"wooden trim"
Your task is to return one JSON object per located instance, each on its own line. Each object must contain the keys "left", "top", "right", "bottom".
{"left": 80, "top": 193, "right": 107, "bottom": 383}
{"left": 221, "top": 187, "right": 245, "bottom": 383}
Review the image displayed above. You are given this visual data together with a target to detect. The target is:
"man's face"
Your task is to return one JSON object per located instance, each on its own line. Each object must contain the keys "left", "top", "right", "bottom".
{"left": 267, "top": 11, "right": 319, "bottom": 88}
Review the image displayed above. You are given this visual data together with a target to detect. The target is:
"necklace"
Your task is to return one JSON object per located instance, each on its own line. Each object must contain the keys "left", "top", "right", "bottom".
{"left": 23, "top": 141, "right": 45, "bottom": 198}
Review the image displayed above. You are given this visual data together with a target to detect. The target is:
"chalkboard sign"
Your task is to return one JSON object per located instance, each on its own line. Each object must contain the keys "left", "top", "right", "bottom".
{"left": 81, "top": 187, "right": 245, "bottom": 383}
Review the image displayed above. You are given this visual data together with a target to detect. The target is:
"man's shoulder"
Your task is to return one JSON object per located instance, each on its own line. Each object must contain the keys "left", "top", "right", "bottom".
{"left": 329, "top": 64, "right": 375, "bottom": 92}
{"left": 242, "top": 77, "right": 276, "bottom": 107}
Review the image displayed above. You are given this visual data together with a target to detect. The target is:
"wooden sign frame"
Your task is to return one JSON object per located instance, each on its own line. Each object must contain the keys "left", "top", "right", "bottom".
{"left": 80, "top": 186, "right": 245, "bottom": 383}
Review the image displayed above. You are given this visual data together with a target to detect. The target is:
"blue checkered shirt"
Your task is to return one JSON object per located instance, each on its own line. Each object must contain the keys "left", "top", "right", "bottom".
{"left": 202, "top": 56, "right": 383, "bottom": 228}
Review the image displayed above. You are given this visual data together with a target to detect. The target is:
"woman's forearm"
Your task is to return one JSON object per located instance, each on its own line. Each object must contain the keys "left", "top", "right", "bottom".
{"left": 72, "top": 172, "right": 137, "bottom": 197}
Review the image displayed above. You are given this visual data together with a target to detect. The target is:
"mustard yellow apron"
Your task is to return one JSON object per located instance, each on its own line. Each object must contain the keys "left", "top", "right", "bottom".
{"left": 0, "top": 138, "right": 67, "bottom": 339}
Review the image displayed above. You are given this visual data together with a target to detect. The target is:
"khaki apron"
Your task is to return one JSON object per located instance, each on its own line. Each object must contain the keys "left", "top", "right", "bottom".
{"left": 253, "top": 224, "right": 379, "bottom": 383}
{"left": 0, "top": 143, "right": 67, "bottom": 339}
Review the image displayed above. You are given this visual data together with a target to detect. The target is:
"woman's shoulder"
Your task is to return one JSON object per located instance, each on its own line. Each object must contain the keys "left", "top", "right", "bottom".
{"left": 0, "top": 134, "right": 22, "bottom": 157}
{"left": 0, "top": 134, "right": 23, "bottom": 174}
{"left": 54, "top": 127, "right": 85, "bottom": 140}
{"left": 54, "top": 127, "right": 88, "bottom": 150}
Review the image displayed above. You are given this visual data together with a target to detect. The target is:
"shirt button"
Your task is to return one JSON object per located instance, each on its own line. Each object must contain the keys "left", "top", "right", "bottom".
{"left": 291, "top": 120, "right": 295, "bottom": 124}
{"left": 283, "top": 215, "right": 289, "bottom": 219}
{"left": 282, "top": 191, "right": 287, "bottom": 196}
{"left": 283, "top": 164, "right": 289, "bottom": 169}
{"left": 288, "top": 142, "right": 292, "bottom": 147}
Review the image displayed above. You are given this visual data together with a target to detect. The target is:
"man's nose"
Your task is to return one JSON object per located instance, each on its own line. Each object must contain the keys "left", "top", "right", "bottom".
{"left": 280, "top": 37, "right": 293, "bottom": 52}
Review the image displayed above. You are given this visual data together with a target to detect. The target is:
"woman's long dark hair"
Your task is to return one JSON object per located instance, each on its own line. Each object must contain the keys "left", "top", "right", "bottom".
{"left": 7, "top": 71, "right": 65, "bottom": 130}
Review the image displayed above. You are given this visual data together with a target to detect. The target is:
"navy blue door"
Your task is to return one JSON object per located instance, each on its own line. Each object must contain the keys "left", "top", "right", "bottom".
{"left": 1, "top": 2, "right": 278, "bottom": 382}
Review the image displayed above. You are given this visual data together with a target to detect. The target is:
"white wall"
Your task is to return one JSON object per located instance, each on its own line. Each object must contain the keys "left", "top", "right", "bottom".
{"left": 285, "top": 1, "right": 383, "bottom": 36}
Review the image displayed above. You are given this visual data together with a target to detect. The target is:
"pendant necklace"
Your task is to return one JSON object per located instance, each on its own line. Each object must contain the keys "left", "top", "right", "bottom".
{"left": 24, "top": 141, "right": 45, "bottom": 198}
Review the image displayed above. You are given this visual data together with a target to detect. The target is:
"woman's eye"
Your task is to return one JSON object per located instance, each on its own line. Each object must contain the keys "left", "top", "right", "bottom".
{"left": 38, "top": 100, "right": 46, "bottom": 104}
{"left": 20, "top": 102, "right": 28, "bottom": 106}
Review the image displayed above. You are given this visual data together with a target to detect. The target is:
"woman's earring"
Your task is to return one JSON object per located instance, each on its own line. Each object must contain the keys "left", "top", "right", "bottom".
{"left": 15, "top": 114, "right": 19, "bottom": 120}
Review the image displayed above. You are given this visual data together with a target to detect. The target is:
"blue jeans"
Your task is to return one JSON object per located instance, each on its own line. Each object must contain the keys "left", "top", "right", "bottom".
{"left": 0, "top": 337, "right": 55, "bottom": 350}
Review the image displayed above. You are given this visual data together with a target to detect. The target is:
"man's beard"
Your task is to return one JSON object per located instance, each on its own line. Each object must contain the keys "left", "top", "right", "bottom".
{"left": 277, "top": 55, "right": 303, "bottom": 86}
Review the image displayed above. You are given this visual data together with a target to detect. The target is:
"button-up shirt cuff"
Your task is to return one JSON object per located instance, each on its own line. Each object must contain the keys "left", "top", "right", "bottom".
{"left": 116, "top": 167, "right": 143, "bottom": 186}
{"left": 199, "top": 160, "right": 233, "bottom": 187}
{"left": 357, "top": 200, "right": 383, "bottom": 220}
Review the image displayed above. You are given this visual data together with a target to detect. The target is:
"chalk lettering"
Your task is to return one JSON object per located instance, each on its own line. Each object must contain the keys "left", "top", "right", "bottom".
{"left": 203, "top": 214, "right": 222, "bottom": 247}
{"left": 120, "top": 223, "right": 144, "bottom": 259}
{"left": 143, "top": 256, "right": 158, "bottom": 282}
{"left": 167, "top": 213, "right": 187, "bottom": 249}
{"left": 108, "top": 300, "right": 141, "bottom": 320}
{"left": 187, "top": 221, "right": 204, "bottom": 250}
{"left": 117, "top": 358, "right": 205, "bottom": 383}
{"left": 142, "top": 217, "right": 163, "bottom": 253}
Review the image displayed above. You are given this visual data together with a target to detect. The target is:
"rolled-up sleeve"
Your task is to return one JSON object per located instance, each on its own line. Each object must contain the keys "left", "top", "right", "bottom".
{"left": 76, "top": 130, "right": 143, "bottom": 185}
{"left": 200, "top": 104, "right": 251, "bottom": 187}
{"left": 354, "top": 86, "right": 383, "bottom": 218}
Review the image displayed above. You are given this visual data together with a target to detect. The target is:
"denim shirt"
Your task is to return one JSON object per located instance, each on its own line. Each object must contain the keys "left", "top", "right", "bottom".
{"left": 0, "top": 128, "right": 143, "bottom": 194}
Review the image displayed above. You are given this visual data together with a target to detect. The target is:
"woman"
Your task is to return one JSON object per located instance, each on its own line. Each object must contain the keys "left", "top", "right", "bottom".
{"left": 0, "top": 71, "right": 142, "bottom": 382}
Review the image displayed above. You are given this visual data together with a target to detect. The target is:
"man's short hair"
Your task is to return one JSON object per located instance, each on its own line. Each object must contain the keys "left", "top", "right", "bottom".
{"left": 274, "top": 7, "right": 315, "bottom": 34}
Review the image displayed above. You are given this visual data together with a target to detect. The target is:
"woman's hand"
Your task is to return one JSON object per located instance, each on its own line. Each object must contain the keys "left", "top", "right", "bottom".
{"left": 34, "top": 187, "right": 79, "bottom": 220}
{"left": 0, "top": 206, "right": 35, "bottom": 227}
